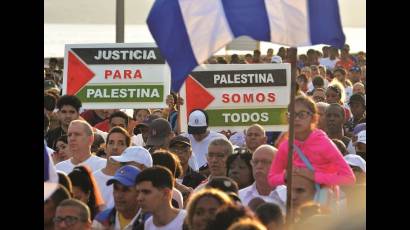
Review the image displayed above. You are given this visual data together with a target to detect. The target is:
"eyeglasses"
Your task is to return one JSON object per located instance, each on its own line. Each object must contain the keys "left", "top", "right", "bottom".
{"left": 286, "top": 111, "right": 312, "bottom": 120}
{"left": 250, "top": 159, "right": 272, "bottom": 166}
{"left": 53, "top": 216, "right": 82, "bottom": 226}
{"left": 233, "top": 148, "right": 251, "bottom": 155}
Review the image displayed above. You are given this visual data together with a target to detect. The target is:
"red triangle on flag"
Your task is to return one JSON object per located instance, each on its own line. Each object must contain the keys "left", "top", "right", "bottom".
{"left": 67, "top": 51, "right": 95, "bottom": 95}
{"left": 185, "top": 75, "right": 215, "bottom": 117}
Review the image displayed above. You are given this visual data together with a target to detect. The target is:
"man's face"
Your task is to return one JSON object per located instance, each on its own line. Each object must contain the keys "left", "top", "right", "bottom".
{"left": 349, "top": 71, "right": 362, "bottom": 83}
{"left": 135, "top": 110, "right": 149, "bottom": 123}
{"left": 113, "top": 182, "right": 139, "bottom": 214}
{"left": 192, "top": 132, "right": 208, "bottom": 142}
{"left": 333, "top": 71, "right": 345, "bottom": 82}
{"left": 291, "top": 175, "right": 316, "bottom": 212}
{"left": 349, "top": 102, "right": 365, "bottom": 118}
{"left": 44, "top": 199, "right": 56, "bottom": 226}
{"left": 207, "top": 145, "right": 229, "bottom": 177}
{"left": 325, "top": 106, "right": 344, "bottom": 133}
{"left": 245, "top": 126, "right": 267, "bottom": 152}
{"left": 251, "top": 148, "right": 273, "bottom": 182}
{"left": 58, "top": 105, "right": 79, "bottom": 127}
{"left": 106, "top": 132, "right": 128, "bottom": 157}
{"left": 68, "top": 123, "right": 93, "bottom": 154}
{"left": 109, "top": 117, "right": 127, "bottom": 130}
{"left": 267, "top": 49, "right": 273, "bottom": 56}
{"left": 54, "top": 206, "right": 90, "bottom": 230}
{"left": 136, "top": 181, "right": 167, "bottom": 213}
{"left": 170, "top": 144, "right": 192, "bottom": 166}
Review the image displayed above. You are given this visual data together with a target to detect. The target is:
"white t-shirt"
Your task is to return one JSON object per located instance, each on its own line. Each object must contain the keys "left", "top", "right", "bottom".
{"left": 56, "top": 155, "right": 107, "bottom": 174}
{"left": 131, "top": 134, "right": 145, "bottom": 146}
{"left": 182, "top": 131, "right": 228, "bottom": 169}
{"left": 239, "top": 183, "right": 287, "bottom": 213}
{"left": 93, "top": 169, "right": 114, "bottom": 208}
{"left": 172, "top": 188, "right": 183, "bottom": 209}
{"left": 144, "top": 209, "right": 186, "bottom": 230}
{"left": 319, "top": 57, "right": 339, "bottom": 70}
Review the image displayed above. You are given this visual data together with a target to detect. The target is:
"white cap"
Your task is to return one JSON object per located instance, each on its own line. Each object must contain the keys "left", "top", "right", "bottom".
{"left": 357, "top": 130, "right": 366, "bottom": 144}
{"left": 271, "top": 55, "right": 283, "bottom": 63}
{"left": 110, "top": 146, "right": 153, "bottom": 168}
{"left": 188, "top": 110, "right": 208, "bottom": 134}
{"left": 344, "top": 154, "right": 366, "bottom": 172}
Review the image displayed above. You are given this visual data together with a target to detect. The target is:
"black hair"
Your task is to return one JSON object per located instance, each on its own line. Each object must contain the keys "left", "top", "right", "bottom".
{"left": 255, "top": 202, "right": 284, "bottom": 227}
{"left": 56, "top": 135, "right": 68, "bottom": 144}
{"left": 44, "top": 93, "right": 57, "bottom": 112}
{"left": 57, "top": 172, "right": 73, "bottom": 195}
{"left": 135, "top": 166, "right": 174, "bottom": 190}
{"left": 49, "top": 184, "right": 71, "bottom": 205}
{"left": 206, "top": 176, "right": 239, "bottom": 195}
{"left": 56, "top": 95, "right": 82, "bottom": 112}
{"left": 206, "top": 204, "right": 256, "bottom": 230}
{"left": 312, "top": 76, "right": 325, "bottom": 88}
{"left": 109, "top": 111, "right": 129, "bottom": 127}
{"left": 68, "top": 166, "right": 103, "bottom": 220}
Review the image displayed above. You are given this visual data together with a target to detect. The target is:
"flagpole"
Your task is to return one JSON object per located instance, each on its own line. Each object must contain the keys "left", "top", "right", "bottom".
{"left": 285, "top": 47, "right": 297, "bottom": 228}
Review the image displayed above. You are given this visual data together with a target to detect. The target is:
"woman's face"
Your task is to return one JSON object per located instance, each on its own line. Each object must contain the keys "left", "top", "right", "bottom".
{"left": 55, "top": 140, "right": 70, "bottom": 161}
{"left": 228, "top": 157, "right": 253, "bottom": 189}
{"left": 293, "top": 102, "right": 314, "bottom": 135}
{"left": 191, "top": 196, "right": 221, "bottom": 230}
{"left": 326, "top": 88, "right": 340, "bottom": 104}
{"left": 72, "top": 186, "right": 89, "bottom": 204}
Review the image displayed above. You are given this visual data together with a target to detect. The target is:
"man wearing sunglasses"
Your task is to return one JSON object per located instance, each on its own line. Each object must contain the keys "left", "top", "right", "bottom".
{"left": 54, "top": 199, "right": 91, "bottom": 230}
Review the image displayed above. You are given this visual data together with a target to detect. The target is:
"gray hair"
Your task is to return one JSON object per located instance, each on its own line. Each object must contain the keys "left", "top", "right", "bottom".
{"left": 69, "top": 120, "right": 93, "bottom": 136}
{"left": 208, "top": 138, "right": 234, "bottom": 156}
{"left": 57, "top": 199, "right": 91, "bottom": 222}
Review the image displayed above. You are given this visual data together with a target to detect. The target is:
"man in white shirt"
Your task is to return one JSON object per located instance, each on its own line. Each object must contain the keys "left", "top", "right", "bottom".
{"left": 239, "top": 145, "right": 287, "bottom": 212}
{"left": 136, "top": 166, "right": 186, "bottom": 230}
{"left": 93, "top": 126, "right": 131, "bottom": 208}
{"left": 182, "top": 109, "right": 227, "bottom": 171}
{"left": 92, "top": 165, "right": 143, "bottom": 230}
{"left": 56, "top": 120, "right": 106, "bottom": 174}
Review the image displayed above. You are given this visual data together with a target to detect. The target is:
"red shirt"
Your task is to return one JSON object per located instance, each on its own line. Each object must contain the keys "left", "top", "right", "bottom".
{"left": 335, "top": 59, "right": 354, "bottom": 71}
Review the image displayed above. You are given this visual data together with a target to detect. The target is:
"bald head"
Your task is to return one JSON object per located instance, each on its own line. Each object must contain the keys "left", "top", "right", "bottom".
{"left": 246, "top": 124, "right": 267, "bottom": 152}
{"left": 69, "top": 120, "right": 93, "bottom": 136}
{"left": 252, "top": 145, "right": 278, "bottom": 182}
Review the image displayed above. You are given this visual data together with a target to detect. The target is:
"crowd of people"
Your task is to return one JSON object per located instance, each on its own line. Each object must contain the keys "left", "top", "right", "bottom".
{"left": 44, "top": 45, "right": 366, "bottom": 230}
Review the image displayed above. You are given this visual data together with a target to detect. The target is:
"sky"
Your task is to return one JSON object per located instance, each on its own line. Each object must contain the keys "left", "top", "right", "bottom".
{"left": 44, "top": 0, "right": 366, "bottom": 57}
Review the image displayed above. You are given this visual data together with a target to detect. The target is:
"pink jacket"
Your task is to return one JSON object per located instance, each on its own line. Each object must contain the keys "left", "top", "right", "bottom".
{"left": 268, "top": 129, "right": 355, "bottom": 187}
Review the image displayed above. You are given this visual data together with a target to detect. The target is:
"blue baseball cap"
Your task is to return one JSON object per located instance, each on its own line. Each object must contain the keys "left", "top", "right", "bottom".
{"left": 106, "top": 165, "right": 141, "bottom": 187}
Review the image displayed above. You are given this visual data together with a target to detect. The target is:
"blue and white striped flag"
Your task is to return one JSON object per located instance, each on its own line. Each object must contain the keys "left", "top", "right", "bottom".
{"left": 44, "top": 144, "right": 58, "bottom": 201}
{"left": 147, "top": 0, "right": 346, "bottom": 92}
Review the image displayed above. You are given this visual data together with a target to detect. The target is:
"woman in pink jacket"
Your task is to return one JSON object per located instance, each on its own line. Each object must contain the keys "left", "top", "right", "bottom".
{"left": 268, "top": 95, "right": 355, "bottom": 189}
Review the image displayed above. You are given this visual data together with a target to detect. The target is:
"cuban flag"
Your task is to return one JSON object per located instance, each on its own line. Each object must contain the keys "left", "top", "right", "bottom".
{"left": 147, "top": 0, "right": 345, "bottom": 92}
{"left": 44, "top": 144, "right": 59, "bottom": 201}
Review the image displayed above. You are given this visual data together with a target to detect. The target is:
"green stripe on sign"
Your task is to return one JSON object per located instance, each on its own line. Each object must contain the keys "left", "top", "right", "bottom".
{"left": 76, "top": 85, "right": 164, "bottom": 103}
{"left": 206, "top": 108, "right": 288, "bottom": 126}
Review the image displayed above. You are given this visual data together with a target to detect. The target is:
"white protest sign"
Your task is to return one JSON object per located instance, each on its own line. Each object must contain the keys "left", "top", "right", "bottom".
{"left": 63, "top": 43, "right": 170, "bottom": 109}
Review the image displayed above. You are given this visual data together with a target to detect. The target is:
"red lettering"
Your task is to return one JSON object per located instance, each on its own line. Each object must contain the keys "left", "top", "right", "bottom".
{"left": 256, "top": 93, "right": 265, "bottom": 102}
{"left": 105, "top": 70, "right": 112, "bottom": 79}
{"left": 124, "top": 70, "right": 132, "bottom": 79}
{"left": 244, "top": 94, "right": 253, "bottom": 103}
{"left": 222, "top": 94, "right": 230, "bottom": 103}
{"left": 232, "top": 94, "right": 240, "bottom": 103}
{"left": 113, "top": 70, "right": 121, "bottom": 79}
{"left": 134, "top": 70, "right": 142, "bottom": 79}
{"left": 268, "top": 93, "right": 276, "bottom": 102}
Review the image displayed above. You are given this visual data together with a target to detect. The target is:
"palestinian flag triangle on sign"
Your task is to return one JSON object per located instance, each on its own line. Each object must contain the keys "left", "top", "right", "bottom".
{"left": 67, "top": 51, "right": 95, "bottom": 95}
